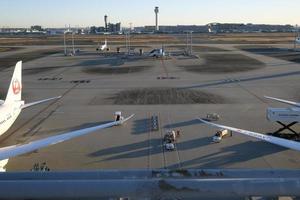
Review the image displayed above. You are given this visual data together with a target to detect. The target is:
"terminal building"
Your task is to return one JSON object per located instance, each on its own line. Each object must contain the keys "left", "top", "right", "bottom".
{"left": 134, "top": 23, "right": 295, "bottom": 34}
{"left": 107, "top": 22, "right": 121, "bottom": 33}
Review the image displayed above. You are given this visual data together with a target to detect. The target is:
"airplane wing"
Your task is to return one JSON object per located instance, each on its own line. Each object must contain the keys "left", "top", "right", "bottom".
{"left": 264, "top": 96, "right": 300, "bottom": 107}
{"left": 198, "top": 118, "right": 300, "bottom": 152}
{"left": 0, "top": 114, "right": 134, "bottom": 161}
{"left": 21, "top": 96, "right": 61, "bottom": 109}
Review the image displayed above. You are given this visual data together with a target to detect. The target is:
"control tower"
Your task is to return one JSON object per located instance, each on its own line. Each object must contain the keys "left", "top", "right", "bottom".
{"left": 104, "top": 15, "right": 108, "bottom": 32}
{"left": 154, "top": 7, "right": 159, "bottom": 32}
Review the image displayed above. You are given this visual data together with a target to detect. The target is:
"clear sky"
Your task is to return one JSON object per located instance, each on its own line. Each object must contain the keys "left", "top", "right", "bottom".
{"left": 1, "top": 0, "right": 300, "bottom": 28}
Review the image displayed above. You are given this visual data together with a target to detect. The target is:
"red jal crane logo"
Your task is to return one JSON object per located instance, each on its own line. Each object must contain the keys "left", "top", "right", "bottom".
{"left": 12, "top": 79, "right": 21, "bottom": 95}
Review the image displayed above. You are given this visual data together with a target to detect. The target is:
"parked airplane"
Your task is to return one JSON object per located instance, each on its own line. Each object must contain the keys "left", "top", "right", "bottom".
{"left": 0, "top": 61, "right": 61, "bottom": 136}
{"left": 149, "top": 48, "right": 165, "bottom": 58}
{"left": 199, "top": 118, "right": 300, "bottom": 152}
{"left": 96, "top": 39, "right": 108, "bottom": 51}
{"left": 0, "top": 112, "right": 134, "bottom": 171}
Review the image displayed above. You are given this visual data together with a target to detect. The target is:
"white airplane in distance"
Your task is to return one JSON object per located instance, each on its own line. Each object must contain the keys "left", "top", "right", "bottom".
{"left": 0, "top": 61, "right": 61, "bottom": 136}
{"left": 0, "top": 112, "right": 134, "bottom": 171}
{"left": 148, "top": 48, "right": 165, "bottom": 58}
{"left": 199, "top": 118, "right": 300, "bottom": 152}
{"left": 97, "top": 39, "right": 108, "bottom": 51}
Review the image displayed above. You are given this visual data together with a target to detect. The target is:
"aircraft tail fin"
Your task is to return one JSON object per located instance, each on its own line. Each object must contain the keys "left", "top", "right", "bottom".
{"left": 5, "top": 61, "right": 22, "bottom": 104}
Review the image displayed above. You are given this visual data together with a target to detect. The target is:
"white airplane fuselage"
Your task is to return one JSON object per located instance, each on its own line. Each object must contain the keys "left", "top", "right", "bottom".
{"left": 100, "top": 40, "right": 108, "bottom": 51}
{"left": 0, "top": 101, "right": 23, "bottom": 136}
{"left": 100, "top": 44, "right": 107, "bottom": 51}
{"left": 149, "top": 49, "right": 165, "bottom": 57}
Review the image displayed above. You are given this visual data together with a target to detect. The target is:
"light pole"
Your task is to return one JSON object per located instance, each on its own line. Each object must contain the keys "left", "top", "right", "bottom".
{"left": 72, "top": 32, "right": 75, "bottom": 55}
{"left": 185, "top": 31, "right": 193, "bottom": 55}
{"left": 294, "top": 24, "right": 298, "bottom": 51}
{"left": 190, "top": 31, "right": 193, "bottom": 55}
{"left": 63, "top": 32, "right": 67, "bottom": 56}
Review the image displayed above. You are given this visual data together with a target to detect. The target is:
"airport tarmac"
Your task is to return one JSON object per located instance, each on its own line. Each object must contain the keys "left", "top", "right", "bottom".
{"left": 1, "top": 42, "right": 300, "bottom": 171}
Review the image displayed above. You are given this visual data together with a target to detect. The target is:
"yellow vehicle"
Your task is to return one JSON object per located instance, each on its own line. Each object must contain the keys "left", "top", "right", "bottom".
{"left": 212, "top": 129, "right": 231, "bottom": 143}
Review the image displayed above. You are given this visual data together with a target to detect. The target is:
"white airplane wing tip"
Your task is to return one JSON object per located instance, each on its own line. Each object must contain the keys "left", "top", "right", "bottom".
{"left": 264, "top": 96, "right": 300, "bottom": 107}
{"left": 21, "top": 95, "right": 62, "bottom": 109}
{"left": 198, "top": 117, "right": 209, "bottom": 122}
{"left": 264, "top": 95, "right": 273, "bottom": 99}
{"left": 120, "top": 114, "right": 135, "bottom": 124}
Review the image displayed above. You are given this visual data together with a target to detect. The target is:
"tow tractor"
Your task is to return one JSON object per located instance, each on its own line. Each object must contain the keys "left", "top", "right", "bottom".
{"left": 206, "top": 113, "right": 220, "bottom": 121}
{"left": 163, "top": 130, "right": 180, "bottom": 150}
{"left": 212, "top": 129, "right": 232, "bottom": 143}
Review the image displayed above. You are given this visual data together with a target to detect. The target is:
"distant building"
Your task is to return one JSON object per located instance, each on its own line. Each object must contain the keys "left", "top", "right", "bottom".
{"left": 89, "top": 26, "right": 108, "bottom": 34}
{"left": 135, "top": 23, "right": 295, "bottom": 34}
{"left": 207, "top": 23, "right": 294, "bottom": 33}
{"left": 144, "top": 26, "right": 156, "bottom": 33}
{"left": 159, "top": 25, "right": 208, "bottom": 33}
{"left": 107, "top": 22, "right": 121, "bottom": 33}
{"left": 30, "top": 25, "right": 43, "bottom": 31}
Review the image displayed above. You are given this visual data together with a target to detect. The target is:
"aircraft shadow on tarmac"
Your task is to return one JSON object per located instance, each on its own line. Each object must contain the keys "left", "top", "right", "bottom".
{"left": 87, "top": 119, "right": 208, "bottom": 162}
{"left": 87, "top": 139, "right": 160, "bottom": 160}
{"left": 86, "top": 135, "right": 285, "bottom": 169}
{"left": 87, "top": 136, "right": 211, "bottom": 162}
{"left": 167, "top": 140, "right": 285, "bottom": 169}
{"left": 132, "top": 118, "right": 151, "bottom": 135}
{"left": 23, "top": 65, "right": 76, "bottom": 75}
{"left": 164, "top": 119, "right": 200, "bottom": 129}
{"left": 20, "top": 121, "right": 112, "bottom": 139}
{"left": 79, "top": 58, "right": 125, "bottom": 67}
{"left": 78, "top": 56, "right": 151, "bottom": 67}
